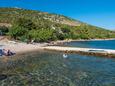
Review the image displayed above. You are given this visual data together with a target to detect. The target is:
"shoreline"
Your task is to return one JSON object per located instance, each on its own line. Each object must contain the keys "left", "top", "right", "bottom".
{"left": 43, "top": 46, "right": 115, "bottom": 58}
{"left": 56, "top": 38, "right": 115, "bottom": 43}
{"left": 0, "top": 41, "right": 47, "bottom": 56}
{"left": 71, "top": 38, "right": 115, "bottom": 42}
{"left": 51, "top": 38, "right": 115, "bottom": 46}
{"left": 0, "top": 38, "right": 115, "bottom": 57}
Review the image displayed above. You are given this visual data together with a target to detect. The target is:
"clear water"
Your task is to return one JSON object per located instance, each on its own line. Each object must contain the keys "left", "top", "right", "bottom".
{"left": 65, "top": 40, "right": 115, "bottom": 49}
{"left": 0, "top": 40, "right": 115, "bottom": 86}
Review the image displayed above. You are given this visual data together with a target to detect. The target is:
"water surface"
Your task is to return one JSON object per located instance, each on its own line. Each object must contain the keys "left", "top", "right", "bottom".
{"left": 0, "top": 40, "right": 115, "bottom": 86}
{"left": 65, "top": 40, "right": 115, "bottom": 49}
{"left": 0, "top": 50, "right": 114, "bottom": 86}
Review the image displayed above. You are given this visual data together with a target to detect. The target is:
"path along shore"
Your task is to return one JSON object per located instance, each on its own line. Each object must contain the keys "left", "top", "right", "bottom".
{"left": 43, "top": 46, "right": 115, "bottom": 58}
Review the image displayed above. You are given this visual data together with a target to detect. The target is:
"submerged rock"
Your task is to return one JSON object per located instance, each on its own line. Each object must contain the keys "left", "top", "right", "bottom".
{"left": 0, "top": 74, "right": 7, "bottom": 80}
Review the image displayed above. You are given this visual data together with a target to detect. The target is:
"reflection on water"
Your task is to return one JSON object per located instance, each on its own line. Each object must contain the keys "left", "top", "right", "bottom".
{"left": 0, "top": 51, "right": 115, "bottom": 86}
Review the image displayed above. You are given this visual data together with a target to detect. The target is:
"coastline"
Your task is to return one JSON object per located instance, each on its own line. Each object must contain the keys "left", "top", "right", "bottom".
{"left": 0, "top": 38, "right": 115, "bottom": 56}
{"left": 57, "top": 38, "right": 115, "bottom": 43}
{"left": 70, "top": 38, "right": 115, "bottom": 42}
{"left": 51, "top": 38, "right": 115, "bottom": 46}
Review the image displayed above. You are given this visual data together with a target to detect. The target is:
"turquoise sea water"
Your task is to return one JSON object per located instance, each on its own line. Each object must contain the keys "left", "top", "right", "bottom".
{"left": 0, "top": 40, "right": 115, "bottom": 86}
{"left": 65, "top": 40, "right": 115, "bottom": 49}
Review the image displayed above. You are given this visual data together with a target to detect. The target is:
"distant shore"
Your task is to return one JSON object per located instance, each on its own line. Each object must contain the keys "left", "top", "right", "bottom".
{"left": 64, "top": 38, "right": 115, "bottom": 42}
{"left": 71, "top": 38, "right": 115, "bottom": 41}
{"left": 52, "top": 38, "right": 115, "bottom": 45}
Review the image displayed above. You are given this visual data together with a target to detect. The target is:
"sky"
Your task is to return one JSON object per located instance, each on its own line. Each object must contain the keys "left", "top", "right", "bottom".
{"left": 0, "top": 0, "right": 115, "bottom": 30}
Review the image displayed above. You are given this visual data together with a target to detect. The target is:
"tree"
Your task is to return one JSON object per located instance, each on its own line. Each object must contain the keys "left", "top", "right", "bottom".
{"left": 8, "top": 25, "right": 27, "bottom": 39}
{"left": 0, "top": 26, "right": 9, "bottom": 35}
{"left": 8, "top": 18, "right": 36, "bottom": 40}
{"left": 14, "top": 17, "right": 36, "bottom": 30}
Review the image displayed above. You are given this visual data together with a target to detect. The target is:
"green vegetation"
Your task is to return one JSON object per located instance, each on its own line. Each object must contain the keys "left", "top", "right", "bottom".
{"left": 0, "top": 8, "right": 115, "bottom": 42}
{"left": 0, "top": 26, "right": 8, "bottom": 35}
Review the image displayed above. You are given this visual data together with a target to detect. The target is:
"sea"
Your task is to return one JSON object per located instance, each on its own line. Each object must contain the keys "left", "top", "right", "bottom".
{"left": 0, "top": 40, "right": 115, "bottom": 86}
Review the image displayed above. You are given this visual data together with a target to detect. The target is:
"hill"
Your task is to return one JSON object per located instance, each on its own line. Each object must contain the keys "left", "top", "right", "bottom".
{"left": 0, "top": 7, "right": 115, "bottom": 42}
{"left": 0, "top": 7, "right": 81, "bottom": 27}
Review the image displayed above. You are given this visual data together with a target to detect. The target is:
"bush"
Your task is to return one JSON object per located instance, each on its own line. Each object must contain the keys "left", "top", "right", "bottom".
{"left": 0, "top": 26, "right": 9, "bottom": 35}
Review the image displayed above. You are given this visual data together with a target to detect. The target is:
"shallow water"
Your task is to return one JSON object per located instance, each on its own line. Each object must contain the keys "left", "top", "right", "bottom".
{"left": 0, "top": 50, "right": 115, "bottom": 86}
{"left": 0, "top": 40, "right": 115, "bottom": 86}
